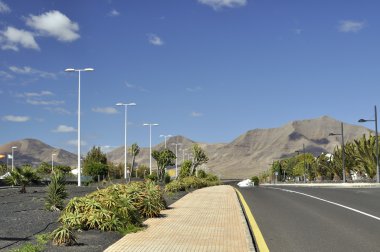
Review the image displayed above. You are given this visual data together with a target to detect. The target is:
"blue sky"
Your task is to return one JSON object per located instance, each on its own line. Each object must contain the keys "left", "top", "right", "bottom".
{"left": 0, "top": 0, "right": 379, "bottom": 153}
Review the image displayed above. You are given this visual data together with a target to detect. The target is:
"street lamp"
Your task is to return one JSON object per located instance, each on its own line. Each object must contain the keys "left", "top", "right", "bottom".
{"left": 116, "top": 102, "right": 136, "bottom": 181}
{"left": 160, "top": 134, "right": 172, "bottom": 148}
{"left": 52, "top": 153, "right": 56, "bottom": 174}
{"left": 65, "top": 67, "right": 94, "bottom": 186}
{"left": 172, "top": 143, "right": 182, "bottom": 178}
{"left": 143, "top": 123, "right": 159, "bottom": 175}
{"left": 11, "top": 146, "right": 17, "bottom": 171}
{"left": 358, "top": 105, "right": 379, "bottom": 183}
{"left": 329, "top": 122, "right": 346, "bottom": 183}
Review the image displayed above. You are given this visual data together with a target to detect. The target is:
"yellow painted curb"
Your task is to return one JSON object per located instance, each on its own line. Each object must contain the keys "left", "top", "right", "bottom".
{"left": 235, "top": 188, "right": 270, "bottom": 252}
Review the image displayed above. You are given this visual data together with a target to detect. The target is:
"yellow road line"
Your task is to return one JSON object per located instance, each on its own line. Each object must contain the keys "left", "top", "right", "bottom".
{"left": 235, "top": 188, "right": 270, "bottom": 252}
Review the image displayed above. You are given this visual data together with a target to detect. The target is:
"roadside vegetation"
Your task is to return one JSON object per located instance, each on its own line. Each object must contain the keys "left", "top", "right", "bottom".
{"left": 260, "top": 134, "right": 380, "bottom": 183}
{"left": 4, "top": 142, "right": 221, "bottom": 249}
{"left": 51, "top": 180, "right": 165, "bottom": 245}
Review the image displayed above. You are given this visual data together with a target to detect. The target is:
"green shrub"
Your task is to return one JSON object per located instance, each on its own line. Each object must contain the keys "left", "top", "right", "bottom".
{"left": 165, "top": 180, "right": 185, "bottom": 193}
{"left": 35, "top": 233, "right": 50, "bottom": 245}
{"left": 165, "top": 172, "right": 220, "bottom": 193}
{"left": 9, "top": 243, "right": 43, "bottom": 252}
{"left": 179, "top": 161, "right": 191, "bottom": 179}
{"left": 136, "top": 181, "right": 166, "bottom": 218}
{"left": 197, "top": 169, "right": 207, "bottom": 178}
{"left": 164, "top": 173, "right": 171, "bottom": 184}
{"left": 146, "top": 171, "right": 158, "bottom": 182}
{"left": 58, "top": 181, "right": 166, "bottom": 235}
{"left": 251, "top": 176, "right": 259, "bottom": 186}
{"left": 45, "top": 172, "right": 68, "bottom": 211}
{"left": 51, "top": 226, "right": 77, "bottom": 246}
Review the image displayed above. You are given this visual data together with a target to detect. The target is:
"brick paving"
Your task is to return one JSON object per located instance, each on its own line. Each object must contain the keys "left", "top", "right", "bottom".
{"left": 105, "top": 185, "right": 254, "bottom": 252}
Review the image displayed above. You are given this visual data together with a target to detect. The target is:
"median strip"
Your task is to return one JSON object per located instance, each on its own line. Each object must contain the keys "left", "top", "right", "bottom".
{"left": 235, "top": 188, "right": 270, "bottom": 252}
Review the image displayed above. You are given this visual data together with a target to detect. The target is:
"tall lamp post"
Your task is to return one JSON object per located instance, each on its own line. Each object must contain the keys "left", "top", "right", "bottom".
{"left": 65, "top": 67, "right": 94, "bottom": 186}
{"left": 11, "top": 146, "right": 17, "bottom": 171}
{"left": 51, "top": 153, "right": 56, "bottom": 174}
{"left": 160, "top": 134, "right": 172, "bottom": 148}
{"left": 143, "top": 123, "right": 159, "bottom": 175}
{"left": 329, "top": 122, "right": 346, "bottom": 183}
{"left": 172, "top": 143, "right": 182, "bottom": 178}
{"left": 358, "top": 105, "right": 379, "bottom": 183}
{"left": 116, "top": 102, "right": 136, "bottom": 180}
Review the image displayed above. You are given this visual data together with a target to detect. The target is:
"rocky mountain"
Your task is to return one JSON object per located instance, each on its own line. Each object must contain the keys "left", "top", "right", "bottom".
{"left": 205, "top": 116, "right": 371, "bottom": 178}
{"left": 0, "top": 116, "right": 372, "bottom": 178}
{"left": 107, "top": 116, "right": 372, "bottom": 179}
{"left": 0, "top": 139, "right": 77, "bottom": 168}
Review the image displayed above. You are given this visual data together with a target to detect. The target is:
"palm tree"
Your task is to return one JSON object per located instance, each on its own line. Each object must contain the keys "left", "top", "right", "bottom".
{"left": 129, "top": 143, "right": 140, "bottom": 177}
{"left": 5, "top": 165, "right": 40, "bottom": 193}
{"left": 352, "top": 134, "right": 377, "bottom": 179}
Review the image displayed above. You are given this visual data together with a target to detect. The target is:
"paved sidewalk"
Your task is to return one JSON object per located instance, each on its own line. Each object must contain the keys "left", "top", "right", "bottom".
{"left": 105, "top": 185, "right": 254, "bottom": 252}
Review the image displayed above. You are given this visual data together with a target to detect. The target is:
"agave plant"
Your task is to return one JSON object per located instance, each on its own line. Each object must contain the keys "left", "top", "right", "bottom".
{"left": 45, "top": 172, "right": 68, "bottom": 211}
{"left": 51, "top": 225, "right": 77, "bottom": 246}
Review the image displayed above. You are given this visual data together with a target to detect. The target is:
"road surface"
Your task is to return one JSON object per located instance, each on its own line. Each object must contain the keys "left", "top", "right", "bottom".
{"left": 236, "top": 185, "right": 380, "bottom": 252}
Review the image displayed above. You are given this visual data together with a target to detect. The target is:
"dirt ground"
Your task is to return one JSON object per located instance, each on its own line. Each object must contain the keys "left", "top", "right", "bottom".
{"left": 0, "top": 182, "right": 188, "bottom": 251}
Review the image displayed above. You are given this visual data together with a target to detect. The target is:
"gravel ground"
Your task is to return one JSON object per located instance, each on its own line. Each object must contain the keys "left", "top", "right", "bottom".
{"left": 0, "top": 182, "right": 188, "bottom": 252}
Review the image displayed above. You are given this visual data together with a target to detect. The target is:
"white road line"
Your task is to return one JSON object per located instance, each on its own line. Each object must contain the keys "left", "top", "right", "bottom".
{"left": 271, "top": 187, "right": 380, "bottom": 221}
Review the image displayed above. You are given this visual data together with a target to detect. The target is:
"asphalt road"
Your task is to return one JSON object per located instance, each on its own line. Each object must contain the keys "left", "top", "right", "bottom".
{"left": 235, "top": 185, "right": 380, "bottom": 252}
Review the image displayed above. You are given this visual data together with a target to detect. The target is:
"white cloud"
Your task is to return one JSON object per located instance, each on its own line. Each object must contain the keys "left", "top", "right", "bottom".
{"left": 53, "top": 125, "right": 76, "bottom": 133}
{"left": 26, "top": 10, "right": 80, "bottom": 42}
{"left": 44, "top": 107, "right": 71, "bottom": 115}
{"left": 26, "top": 99, "right": 64, "bottom": 106}
{"left": 9, "top": 66, "right": 56, "bottom": 79}
{"left": 125, "top": 81, "right": 148, "bottom": 92}
{"left": 0, "top": 26, "right": 39, "bottom": 51}
{"left": 186, "top": 86, "right": 203, "bottom": 92}
{"left": 108, "top": 9, "right": 120, "bottom": 17}
{"left": 3, "top": 115, "right": 30, "bottom": 122}
{"left": 67, "top": 139, "right": 87, "bottom": 146}
{"left": 338, "top": 20, "right": 365, "bottom": 33}
{"left": 191, "top": 111, "right": 203, "bottom": 117}
{"left": 0, "top": 70, "right": 13, "bottom": 79}
{"left": 0, "top": 0, "right": 10, "bottom": 13}
{"left": 24, "top": 90, "right": 53, "bottom": 97}
{"left": 198, "top": 0, "right": 247, "bottom": 10}
{"left": 92, "top": 107, "right": 118, "bottom": 114}
{"left": 9, "top": 66, "right": 32, "bottom": 74}
{"left": 147, "top": 34, "right": 164, "bottom": 46}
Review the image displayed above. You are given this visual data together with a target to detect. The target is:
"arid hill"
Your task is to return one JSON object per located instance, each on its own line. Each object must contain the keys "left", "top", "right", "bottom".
{"left": 0, "top": 116, "right": 372, "bottom": 178}
{"left": 107, "top": 116, "right": 372, "bottom": 178}
{"left": 0, "top": 138, "right": 76, "bottom": 168}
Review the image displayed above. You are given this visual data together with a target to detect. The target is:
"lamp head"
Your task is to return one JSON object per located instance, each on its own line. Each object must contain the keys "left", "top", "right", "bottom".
{"left": 127, "top": 103, "right": 136, "bottom": 106}
{"left": 64, "top": 68, "right": 75, "bottom": 72}
{"left": 12, "top": 146, "right": 17, "bottom": 149}
{"left": 116, "top": 102, "right": 125, "bottom": 106}
{"left": 84, "top": 68, "right": 94, "bottom": 72}
{"left": 358, "top": 119, "right": 367, "bottom": 123}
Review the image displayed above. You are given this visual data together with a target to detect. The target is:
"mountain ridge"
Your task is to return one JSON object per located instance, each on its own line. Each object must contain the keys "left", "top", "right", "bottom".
{"left": 0, "top": 116, "right": 373, "bottom": 178}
